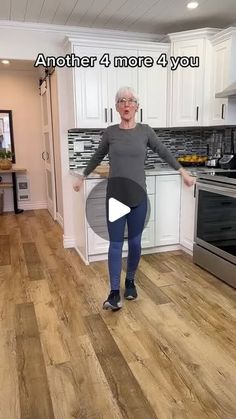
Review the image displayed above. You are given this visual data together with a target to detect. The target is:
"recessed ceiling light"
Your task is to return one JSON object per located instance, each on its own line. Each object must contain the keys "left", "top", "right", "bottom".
{"left": 187, "top": 1, "right": 199, "bottom": 9}
{"left": 1, "top": 60, "right": 10, "bottom": 65}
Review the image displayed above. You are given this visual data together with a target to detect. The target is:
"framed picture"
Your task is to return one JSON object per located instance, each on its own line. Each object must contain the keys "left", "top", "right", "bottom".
{"left": 3, "top": 115, "right": 10, "bottom": 132}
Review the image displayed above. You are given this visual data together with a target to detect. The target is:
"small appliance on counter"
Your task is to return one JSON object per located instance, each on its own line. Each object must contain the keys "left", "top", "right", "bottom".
{"left": 205, "top": 156, "right": 220, "bottom": 168}
{"left": 205, "top": 132, "right": 222, "bottom": 168}
{"left": 219, "top": 128, "right": 236, "bottom": 169}
{"left": 219, "top": 154, "right": 236, "bottom": 169}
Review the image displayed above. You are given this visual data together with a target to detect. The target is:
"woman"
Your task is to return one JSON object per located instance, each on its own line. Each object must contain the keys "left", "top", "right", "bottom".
{"left": 73, "top": 86, "right": 195, "bottom": 311}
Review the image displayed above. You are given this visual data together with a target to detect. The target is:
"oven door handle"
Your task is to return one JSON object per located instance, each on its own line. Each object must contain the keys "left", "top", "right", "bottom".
{"left": 197, "top": 181, "right": 236, "bottom": 196}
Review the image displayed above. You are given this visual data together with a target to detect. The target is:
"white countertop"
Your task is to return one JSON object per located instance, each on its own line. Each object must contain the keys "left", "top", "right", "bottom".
{"left": 70, "top": 164, "right": 229, "bottom": 179}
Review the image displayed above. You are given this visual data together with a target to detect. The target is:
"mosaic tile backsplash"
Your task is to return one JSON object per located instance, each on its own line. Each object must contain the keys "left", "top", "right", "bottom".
{"left": 68, "top": 127, "right": 236, "bottom": 169}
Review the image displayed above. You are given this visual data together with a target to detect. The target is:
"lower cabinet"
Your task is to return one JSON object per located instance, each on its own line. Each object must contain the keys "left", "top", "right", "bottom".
{"left": 180, "top": 178, "right": 196, "bottom": 250}
{"left": 155, "top": 175, "right": 181, "bottom": 246}
{"left": 86, "top": 176, "right": 156, "bottom": 255}
{"left": 87, "top": 226, "right": 109, "bottom": 255}
{"left": 140, "top": 220, "right": 155, "bottom": 248}
{"left": 85, "top": 174, "right": 182, "bottom": 257}
{"left": 87, "top": 220, "right": 156, "bottom": 255}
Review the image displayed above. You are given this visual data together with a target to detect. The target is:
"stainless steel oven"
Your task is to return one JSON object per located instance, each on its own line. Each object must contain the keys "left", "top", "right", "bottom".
{"left": 193, "top": 171, "right": 236, "bottom": 288}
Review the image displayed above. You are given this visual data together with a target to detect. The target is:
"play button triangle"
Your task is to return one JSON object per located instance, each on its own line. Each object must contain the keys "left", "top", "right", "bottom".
{"left": 108, "top": 198, "right": 130, "bottom": 222}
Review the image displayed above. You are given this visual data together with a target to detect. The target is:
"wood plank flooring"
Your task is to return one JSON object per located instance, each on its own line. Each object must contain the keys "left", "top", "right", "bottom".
{"left": 0, "top": 209, "right": 236, "bottom": 419}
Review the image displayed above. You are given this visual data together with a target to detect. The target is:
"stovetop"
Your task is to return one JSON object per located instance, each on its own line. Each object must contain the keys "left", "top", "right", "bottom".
{"left": 198, "top": 170, "right": 236, "bottom": 185}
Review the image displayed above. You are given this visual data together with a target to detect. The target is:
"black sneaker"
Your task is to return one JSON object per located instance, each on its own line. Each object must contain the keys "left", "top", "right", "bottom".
{"left": 103, "top": 291, "right": 122, "bottom": 311}
{"left": 124, "top": 279, "right": 138, "bottom": 300}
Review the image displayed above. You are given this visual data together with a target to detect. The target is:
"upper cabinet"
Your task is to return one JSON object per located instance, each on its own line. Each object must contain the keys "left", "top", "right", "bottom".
{"left": 73, "top": 45, "right": 108, "bottom": 128}
{"left": 69, "top": 39, "right": 169, "bottom": 128}
{"left": 73, "top": 44, "right": 137, "bottom": 128}
{"left": 68, "top": 27, "right": 236, "bottom": 130}
{"left": 210, "top": 28, "right": 236, "bottom": 126}
{"left": 168, "top": 29, "right": 219, "bottom": 127}
{"left": 106, "top": 47, "right": 138, "bottom": 125}
{"left": 138, "top": 48, "right": 168, "bottom": 127}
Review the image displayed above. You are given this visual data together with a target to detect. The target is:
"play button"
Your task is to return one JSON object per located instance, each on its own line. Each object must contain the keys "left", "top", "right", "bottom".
{"left": 108, "top": 198, "right": 130, "bottom": 222}
{"left": 85, "top": 177, "right": 150, "bottom": 242}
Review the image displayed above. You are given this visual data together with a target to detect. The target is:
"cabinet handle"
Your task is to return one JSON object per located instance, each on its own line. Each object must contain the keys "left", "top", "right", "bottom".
{"left": 196, "top": 106, "right": 199, "bottom": 121}
{"left": 194, "top": 184, "right": 196, "bottom": 198}
{"left": 110, "top": 108, "right": 113, "bottom": 123}
{"left": 104, "top": 108, "right": 108, "bottom": 123}
{"left": 221, "top": 103, "right": 225, "bottom": 119}
{"left": 140, "top": 108, "right": 143, "bottom": 122}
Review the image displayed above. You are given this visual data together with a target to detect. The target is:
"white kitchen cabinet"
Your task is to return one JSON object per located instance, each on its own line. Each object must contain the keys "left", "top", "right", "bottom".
{"left": 73, "top": 45, "right": 108, "bottom": 128}
{"left": 107, "top": 48, "right": 138, "bottom": 125}
{"left": 86, "top": 175, "right": 156, "bottom": 255}
{"left": 169, "top": 29, "right": 219, "bottom": 127}
{"left": 73, "top": 173, "right": 184, "bottom": 262}
{"left": 138, "top": 48, "right": 168, "bottom": 127}
{"left": 180, "top": 178, "right": 196, "bottom": 251}
{"left": 155, "top": 175, "right": 181, "bottom": 246}
{"left": 70, "top": 39, "right": 169, "bottom": 128}
{"left": 170, "top": 38, "right": 204, "bottom": 127}
{"left": 73, "top": 44, "right": 137, "bottom": 128}
{"left": 141, "top": 221, "right": 155, "bottom": 248}
{"left": 210, "top": 28, "right": 236, "bottom": 125}
{"left": 88, "top": 220, "right": 155, "bottom": 255}
{"left": 87, "top": 226, "right": 109, "bottom": 255}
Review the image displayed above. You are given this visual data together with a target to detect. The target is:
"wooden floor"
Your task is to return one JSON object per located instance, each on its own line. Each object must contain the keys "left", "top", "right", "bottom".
{"left": 0, "top": 210, "right": 236, "bottom": 419}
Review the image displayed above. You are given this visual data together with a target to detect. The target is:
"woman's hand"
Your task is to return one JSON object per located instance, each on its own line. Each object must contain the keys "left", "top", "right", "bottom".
{"left": 179, "top": 168, "right": 196, "bottom": 187}
{"left": 73, "top": 174, "right": 85, "bottom": 192}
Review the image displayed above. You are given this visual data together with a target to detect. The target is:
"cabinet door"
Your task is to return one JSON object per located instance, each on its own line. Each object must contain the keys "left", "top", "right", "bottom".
{"left": 107, "top": 48, "right": 138, "bottom": 125}
{"left": 171, "top": 39, "right": 204, "bottom": 127}
{"left": 180, "top": 179, "right": 196, "bottom": 251}
{"left": 87, "top": 227, "right": 109, "bottom": 255}
{"left": 155, "top": 175, "right": 181, "bottom": 246}
{"left": 138, "top": 49, "right": 167, "bottom": 127}
{"left": 141, "top": 221, "right": 155, "bottom": 248}
{"left": 211, "top": 41, "right": 229, "bottom": 124}
{"left": 211, "top": 41, "right": 229, "bottom": 125}
{"left": 73, "top": 45, "right": 108, "bottom": 128}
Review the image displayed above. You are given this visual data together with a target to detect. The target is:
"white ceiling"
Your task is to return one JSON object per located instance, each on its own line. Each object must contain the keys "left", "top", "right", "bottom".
{"left": 0, "top": 0, "right": 235, "bottom": 35}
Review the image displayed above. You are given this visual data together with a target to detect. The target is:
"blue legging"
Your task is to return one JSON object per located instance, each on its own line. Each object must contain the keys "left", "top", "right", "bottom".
{"left": 106, "top": 197, "right": 147, "bottom": 291}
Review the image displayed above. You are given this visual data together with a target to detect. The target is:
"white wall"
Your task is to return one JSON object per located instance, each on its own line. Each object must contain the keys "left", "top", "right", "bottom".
{"left": 0, "top": 23, "right": 75, "bottom": 240}
{"left": 0, "top": 21, "right": 156, "bottom": 245}
{"left": 0, "top": 68, "right": 47, "bottom": 211}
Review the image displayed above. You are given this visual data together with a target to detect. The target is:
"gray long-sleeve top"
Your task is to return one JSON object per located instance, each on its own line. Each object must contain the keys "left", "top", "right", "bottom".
{"left": 83, "top": 123, "right": 182, "bottom": 206}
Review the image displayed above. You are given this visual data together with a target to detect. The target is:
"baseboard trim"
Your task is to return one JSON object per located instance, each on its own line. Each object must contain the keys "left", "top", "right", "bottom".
{"left": 63, "top": 235, "right": 76, "bottom": 248}
{"left": 74, "top": 247, "right": 89, "bottom": 265}
{"left": 180, "top": 245, "right": 193, "bottom": 256}
{"left": 88, "top": 244, "right": 181, "bottom": 263}
{"left": 18, "top": 201, "right": 47, "bottom": 210}
{"left": 3, "top": 201, "right": 47, "bottom": 212}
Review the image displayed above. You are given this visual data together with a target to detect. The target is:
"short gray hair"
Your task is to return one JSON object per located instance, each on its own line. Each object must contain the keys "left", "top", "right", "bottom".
{"left": 115, "top": 86, "right": 139, "bottom": 104}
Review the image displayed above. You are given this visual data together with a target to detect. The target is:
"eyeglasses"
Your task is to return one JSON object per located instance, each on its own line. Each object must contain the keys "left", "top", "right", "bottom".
{"left": 117, "top": 98, "right": 137, "bottom": 106}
